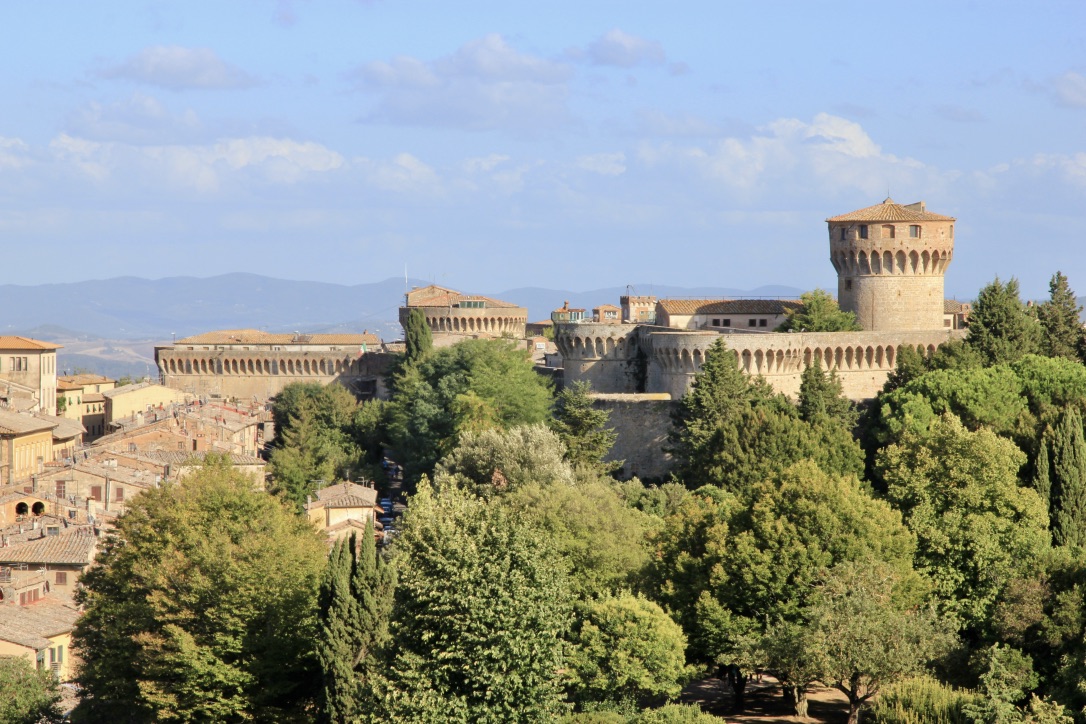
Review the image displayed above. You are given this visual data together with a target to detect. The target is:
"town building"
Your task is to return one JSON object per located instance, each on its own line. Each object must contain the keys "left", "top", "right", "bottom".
{"left": 305, "top": 482, "right": 383, "bottom": 544}
{"left": 57, "top": 374, "right": 115, "bottom": 441}
{"left": 593, "top": 304, "right": 622, "bottom": 324}
{"left": 620, "top": 295, "right": 657, "bottom": 324}
{"left": 155, "top": 329, "right": 391, "bottom": 401}
{"left": 0, "top": 337, "right": 60, "bottom": 414}
{"left": 0, "top": 573, "right": 81, "bottom": 681}
{"left": 551, "top": 301, "right": 588, "bottom": 324}
{"left": 654, "top": 299, "right": 802, "bottom": 331}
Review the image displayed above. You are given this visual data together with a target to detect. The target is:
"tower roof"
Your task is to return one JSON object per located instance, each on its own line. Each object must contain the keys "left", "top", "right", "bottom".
{"left": 826, "top": 198, "right": 955, "bottom": 223}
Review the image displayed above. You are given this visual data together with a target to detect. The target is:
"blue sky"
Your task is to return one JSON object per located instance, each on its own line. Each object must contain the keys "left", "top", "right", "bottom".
{"left": 1, "top": 1, "right": 1084, "bottom": 300}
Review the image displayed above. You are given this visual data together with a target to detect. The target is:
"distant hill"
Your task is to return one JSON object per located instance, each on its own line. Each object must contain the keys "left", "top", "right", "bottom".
{"left": 3, "top": 274, "right": 805, "bottom": 341}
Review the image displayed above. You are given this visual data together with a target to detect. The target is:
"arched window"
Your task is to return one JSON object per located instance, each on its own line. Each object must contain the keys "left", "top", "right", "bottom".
{"left": 32, "top": 502, "right": 45, "bottom": 516}
{"left": 15, "top": 502, "right": 28, "bottom": 516}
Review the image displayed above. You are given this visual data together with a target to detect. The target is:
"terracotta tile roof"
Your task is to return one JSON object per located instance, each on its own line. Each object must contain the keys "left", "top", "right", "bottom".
{"left": 57, "top": 374, "right": 114, "bottom": 388}
{"left": 826, "top": 198, "right": 955, "bottom": 223}
{"left": 128, "top": 451, "right": 264, "bottom": 466}
{"left": 0, "top": 410, "right": 58, "bottom": 435}
{"left": 35, "top": 414, "right": 85, "bottom": 440}
{"left": 308, "top": 482, "right": 378, "bottom": 510}
{"left": 174, "top": 329, "right": 381, "bottom": 346}
{"left": 944, "top": 299, "right": 972, "bottom": 314}
{"left": 0, "top": 596, "right": 80, "bottom": 650}
{"left": 81, "top": 393, "right": 106, "bottom": 403}
{"left": 0, "top": 531, "right": 97, "bottom": 566}
{"left": 658, "top": 298, "right": 803, "bottom": 316}
{"left": 403, "top": 284, "right": 524, "bottom": 310}
{"left": 0, "top": 336, "right": 61, "bottom": 351}
{"left": 594, "top": 304, "right": 621, "bottom": 311}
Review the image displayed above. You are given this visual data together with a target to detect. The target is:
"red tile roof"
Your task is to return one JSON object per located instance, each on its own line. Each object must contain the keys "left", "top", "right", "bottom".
{"left": 826, "top": 198, "right": 955, "bottom": 223}
{"left": 0, "top": 336, "right": 61, "bottom": 351}
{"left": 0, "top": 531, "right": 97, "bottom": 566}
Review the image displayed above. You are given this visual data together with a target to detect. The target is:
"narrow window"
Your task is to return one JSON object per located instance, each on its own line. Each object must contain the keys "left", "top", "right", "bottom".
{"left": 845, "top": 280, "right": 853, "bottom": 290}
{"left": 859, "top": 225, "right": 869, "bottom": 239}
{"left": 909, "top": 225, "right": 921, "bottom": 238}
{"left": 55, "top": 572, "right": 67, "bottom": 586}
{"left": 115, "top": 487, "right": 124, "bottom": 502}
{"left": 90, "top": 485, "right": 102, "bottom": 501}
{"left": 748, "top": 319, "right": 757, "bottom": 327}
{"left": 839, "top": 228, "right": 845, "bottom": 241}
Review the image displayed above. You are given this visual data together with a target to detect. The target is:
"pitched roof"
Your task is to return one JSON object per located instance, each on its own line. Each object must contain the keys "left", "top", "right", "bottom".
{"left": 0, "top": 336, "right": 61, "bottom": 351}
{"left": 0, "top": 596, "right": 80, "bottom": 650}
{"left": 174, "top": 329, "right": 381, "bottom": 346}
{"left": 57, "top": 374, "right": 114, "bottom": 389}
{"left": 945, "top": 299, "right": 972, "bottom": 314}
{"left": 101, "top": 382, "right": 178, "bottom": 399}
{"left": 657, "top": 298, "right": 803, "bottom": 316}
{"left": 35, "top": 414, "right": 85, "bottom": 440}
{"left": 128, "top": 450, "right": 264, "bottom": 466}
{"left": 0, "top": 410, "right": 58, "bottom": 435}
{"left": 826, "top": 198, "right": 955, "bottom": 223}
{"left": 403, "top": 285, "right": 523, "bottom": 310}
{"left": 594, "top": 304, "right": 621, "bottom": 311}
{"left": 308, "top": 482, "right": 378, "bottom": 510}
{"left": 0, "top": 532, "right": 97, "bottom": 566}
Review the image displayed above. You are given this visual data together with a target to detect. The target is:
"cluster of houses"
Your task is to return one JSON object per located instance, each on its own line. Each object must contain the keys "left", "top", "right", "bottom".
{"left": 0, "top": 335, "right": 388, "bottom": 684}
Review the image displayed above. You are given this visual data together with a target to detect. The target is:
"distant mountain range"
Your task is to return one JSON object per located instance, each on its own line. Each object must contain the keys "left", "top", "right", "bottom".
{"left": 3, "top": 274, "right": 805, "bottom": 342}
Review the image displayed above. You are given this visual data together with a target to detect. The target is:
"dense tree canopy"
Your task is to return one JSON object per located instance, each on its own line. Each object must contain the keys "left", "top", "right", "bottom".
{"left": 374, "top": 481, "right": 571, "bottom": 722}
{"left": 552, "top": 380, "right": 620, "bottom": 472}
{"left": 386, "top": 339, "right": 554, "bottom": 483}
{"left": 73, "top": 457, "right": 327, "bottom": 723}
{"left": 966, "top": 277, "right": 1042, "bottom": 366}
{"left": 776, "top": 289, "right": 861, "bottom": 332}
{"left": 0, "top": 657, "right": 60, "bottom": 724}
{"left": 877, "top": 415, "right": 1050, "bottom": 630}
{"left": 1037, "top": 272, "right": 1085, "bottom": 362}
{"left": 402, "top": 307, "right": 433, "bottom": 365}
{"left": 668, "top": 339, "right": 863, "bottom": 494}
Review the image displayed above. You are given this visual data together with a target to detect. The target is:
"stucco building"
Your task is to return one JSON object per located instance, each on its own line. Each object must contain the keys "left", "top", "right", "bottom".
{"left": 156, "top": 329, "right": 392, "bottom": 401}
{"left": 0, "top": 337, "right": 60, "bottom": 414}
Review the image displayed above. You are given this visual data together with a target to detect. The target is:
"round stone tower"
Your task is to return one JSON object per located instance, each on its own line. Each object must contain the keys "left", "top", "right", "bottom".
{"left": 827, "top": 198, "right": 955, "bottom": 332}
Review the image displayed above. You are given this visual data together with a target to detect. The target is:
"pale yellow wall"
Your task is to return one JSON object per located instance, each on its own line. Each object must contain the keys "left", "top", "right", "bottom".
{"left": 106, "top": 385, "right": 186, "bottom": 423}
{"left": 9, "top": 429, "right": 54, "bottom": 482}
{"left": 0, "top": 350, "right": 56, "bottom": 413}
{"left": 0, "top": 631, "right": 73, "bottom": 681}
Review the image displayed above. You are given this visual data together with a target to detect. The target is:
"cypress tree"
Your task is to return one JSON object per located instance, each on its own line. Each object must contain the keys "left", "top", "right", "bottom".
{"left": 1034, "top": 432, "right": 1052, "bottom": 513}
{"left": 403, "top": 307, "right": 432, "bottom": 364}
{"left": 317, "top": 519, "right": 395, "bottom": 723}
{"left": 552, "top": 380, "right": 620, "bottom": 472}
{"left": 1051, "top": 407, "right": 1086, "bottom": 549}
{"left": 797, "top": 359, "right": 857, "bottom": 428}
{"left": 1037, "top": 271, "right": 1085, "bottom": 361}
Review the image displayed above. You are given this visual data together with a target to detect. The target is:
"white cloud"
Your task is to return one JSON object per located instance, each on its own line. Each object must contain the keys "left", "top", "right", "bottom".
{"left": 352, "top": 34, "right": 572, "bottom": 131}
{"left": 357, "top": 153, "right": 441, "bottom": 193}
{"left": 463, "top": 154, "right": 511, "bottom": 173}
{"left": 586, "top": 29, "right": 666, "bottom": 68}
{"left": 98, "top": 46, "right": 257, "bottom": 90}
{"left": 48, "top": 134, "right": 343, "bottom": 191}
{"left": 1053, "top": 71, "right": 1086, "bottom": 109}
{"left": 637, "top": 113, "right": 934, "bottom": 197}
{"left": 0, "top": 137, "right": 33, "bottom": 170}
{"left": 576, "top": 152, "right": 626, "bottom": 176}
{"left": 65, "top": 93, "right": 204, "bottom": 144}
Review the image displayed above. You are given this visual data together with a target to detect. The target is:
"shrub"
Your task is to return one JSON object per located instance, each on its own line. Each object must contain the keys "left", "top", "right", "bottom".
{"left": 866, "top": 676, "right": 978, "bottom": 724}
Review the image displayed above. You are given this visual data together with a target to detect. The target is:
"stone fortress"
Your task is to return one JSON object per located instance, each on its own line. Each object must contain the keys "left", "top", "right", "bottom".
{"left": 553, "top": 199, "right": 968, "bottom": 476}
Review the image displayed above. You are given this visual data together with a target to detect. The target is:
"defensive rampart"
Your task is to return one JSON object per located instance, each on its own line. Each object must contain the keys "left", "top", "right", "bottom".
{"left": 591, "top": 393, "right": 674, "bottom": 481}
{"left": 557, "top": 323, "right": 965, "bottom": 401}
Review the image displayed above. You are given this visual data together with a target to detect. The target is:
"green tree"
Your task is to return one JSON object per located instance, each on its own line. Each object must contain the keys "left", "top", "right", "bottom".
{"left": 1050, "top": 406, "right": 1086, "bottom": 549}
{"left": 552, "top": 381, "right": 620, "bottom": 472}
{"left": 72, "top": 456, "right": 327, "bottom": 722}
{"left": 668, "top": 339, "right": 861, "bottom": 495}
{"left": 803, "top": 562, "right": 954, "bottom": 724}
{"left": 877, "top": 415, "right": 1051, "bottom": 630}
{"left": 963, "top": 644, "right": 1039, "bottom": 724}
{"left": 648, "top": 461, "right": 915, "bottom": 710}
{"left": 402, "top": 307, "right": 433, "bottom": 365}
{"left": 374, "top": 481, "right": 571, "bottom": 722}
{"left": 387, "top": 339, "right": 554, "bottom": 483}
{"left": 269, "top": 382, "right": 368, "bottom": 511}
{"left": 797, "top": 359, "right": 857, "bottom": 428}
{"left": 565, "top": 594, "right": 693, "bottom": 709}
{"left": 317, "top": 520, "right": 395, "bottom": 724}
{"left": 1037, "top": 272, "right": 1085, "bottom": 362}
{"left": 966, "top": 277, "right": 1042, "bottom": 366}
{"left": 776, "top": 288, "right": 861, "bottom": 332}
{"left": 501, "top": 477, "right": 655, "bottom": 598}
{"left": 435, "top": 424, "right": 574, "bottom": 498}
{"left": 0, "top": 657, "right": 61, "bottom": 724}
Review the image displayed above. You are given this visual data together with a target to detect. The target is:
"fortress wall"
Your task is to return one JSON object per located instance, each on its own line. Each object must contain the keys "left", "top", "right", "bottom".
{"left": 159, "top": 351, "right": 395, "bottom": 400}
{"left": 557, "top": 322, "right": 964, "bottom": 402}
{"left": 592, "top": 394, "right": 675, "bottom": 481}
{"left": 840, "top": 275, "right": 946, "bottom": 332}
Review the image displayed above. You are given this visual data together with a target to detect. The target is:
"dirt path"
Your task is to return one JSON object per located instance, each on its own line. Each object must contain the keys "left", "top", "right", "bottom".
{"left": 680, "top": 675, "right": 851, "bottom": 722}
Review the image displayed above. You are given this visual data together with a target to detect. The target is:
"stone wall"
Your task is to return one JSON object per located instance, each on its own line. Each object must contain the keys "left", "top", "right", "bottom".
{"left": 158, "top": 350, "right": 396, "bottom": 401}
{"left": 593, "top": 393, "right": 674, "bottom": 481}
{"left": 558, "top": 322, "right": 965, "bottom": 401}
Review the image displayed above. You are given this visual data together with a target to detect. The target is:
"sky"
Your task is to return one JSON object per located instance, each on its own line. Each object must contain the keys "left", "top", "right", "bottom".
{"left": 1, "top": 1, "right": 1084, "bottom": 300}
